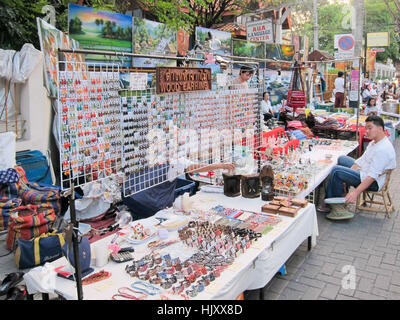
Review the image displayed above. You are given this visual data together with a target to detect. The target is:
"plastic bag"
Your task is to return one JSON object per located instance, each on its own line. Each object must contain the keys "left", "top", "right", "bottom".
{"left": 0, "top": 132, "right": 16, "bottom": 170}
{"left": 0, "top": 49, "right": 16, "bottom": 80}
{"left": 12, "top": 44, "right": 42, "bottom": 83}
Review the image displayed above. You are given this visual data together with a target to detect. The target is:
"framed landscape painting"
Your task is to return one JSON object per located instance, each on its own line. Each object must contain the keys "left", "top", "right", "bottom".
{"left": 68, "top": 3, "right": 132, "bottom": 67}
{"left": 132, "top": 17, "right": 177, "bottom": 68}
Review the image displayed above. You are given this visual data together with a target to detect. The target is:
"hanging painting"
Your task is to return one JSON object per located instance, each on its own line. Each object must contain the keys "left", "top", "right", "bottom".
{"left": 132, "top": 17, "right": 177, "bottom": 68}
{"left": 68, "top": 3, "right": 132, "bottom": 67}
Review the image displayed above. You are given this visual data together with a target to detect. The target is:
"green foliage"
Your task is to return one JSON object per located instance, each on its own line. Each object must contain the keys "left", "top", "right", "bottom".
{"left": 0, "top": 0, "right": 69, "bottom": 50}
{"left": 291, "top": 0, "right": 399, "bottom": 64}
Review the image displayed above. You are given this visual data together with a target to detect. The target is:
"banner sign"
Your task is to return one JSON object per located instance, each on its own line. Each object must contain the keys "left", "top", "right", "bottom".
{"left": 334, "top": 34, "right": 355, "bottom": 60}
{"left": 367, "top": 32, "right": 390, "bottom": 47}
{"left": 156, "top": 67, "right": 211, "bottom": 94}
{"left": 246, "top": 19, "right": 273, "bottom": 43}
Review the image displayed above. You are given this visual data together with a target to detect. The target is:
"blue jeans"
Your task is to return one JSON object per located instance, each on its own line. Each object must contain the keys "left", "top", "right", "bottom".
{"left": 325, "top": 156, "right": 379, "bottom": 199}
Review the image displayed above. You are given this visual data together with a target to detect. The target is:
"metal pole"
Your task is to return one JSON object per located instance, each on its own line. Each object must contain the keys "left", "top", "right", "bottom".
{"left": 58, "top": 48, "right": 204, "bottom": 62}
{"left": 313, "top": 0, "right": 319, "bottom": 51}
{"left": 356, "top": 57, "right": 362, "bottom": 146}
{"left": 69, "top": 182, "right": 83, "bottom": 300}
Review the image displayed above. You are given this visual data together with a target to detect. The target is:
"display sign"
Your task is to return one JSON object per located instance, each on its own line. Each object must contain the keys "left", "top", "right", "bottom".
{"left": 334, "top": 34, "right": 355, "bottom": 60}
{"left": 156, "top": 67, "right": 211, "bottom": 94}
{"left": 246, "top": 19, "right": 273, "bottom": 43}
{"left": 370, "top": 47, "right": 385, "bottom": 52}
{"left": 367, "top": 32, "right": 390, "bottom": 47}
{"left": 129, "top": 73, "right": 148, "bottom": 91}
{"left": 366, "top": 49, "right": 376, "bottom": 72}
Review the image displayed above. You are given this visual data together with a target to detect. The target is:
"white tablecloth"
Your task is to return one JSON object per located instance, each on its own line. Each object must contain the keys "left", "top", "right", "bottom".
{"left": 47, "top": 192, "right": 318, "bottom": 300}
{"left": 295, "top": 141, "right": 358, "bottom": 199}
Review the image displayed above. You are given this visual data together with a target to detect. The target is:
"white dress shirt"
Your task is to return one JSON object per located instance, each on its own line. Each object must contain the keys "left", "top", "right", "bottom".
{"left": 334, "top": 77, "right": 345, "bottom": 93}
{"left": 354, "top": 136, "right": 396, "bottom": 190}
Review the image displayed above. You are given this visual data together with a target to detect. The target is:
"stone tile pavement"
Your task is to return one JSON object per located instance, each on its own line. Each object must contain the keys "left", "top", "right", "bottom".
{"left": 1, "top": 138, "right": 399, "bottom": 300}
{"left": 245, "top": 137, "right": 400, "bottom": 300}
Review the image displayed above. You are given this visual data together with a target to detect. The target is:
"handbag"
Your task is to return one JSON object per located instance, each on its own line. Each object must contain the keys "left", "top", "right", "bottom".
{"left": 286, "top": 61, "right": 306, "bottom": 111}
{"left": 15, "top": 230, "right": 65, "bottom": 269}
{"left": 0, "top": 198, "right": 22, "bottom": 231}
{"left": 6, "top": 204, "right": 56, "bottom": 251}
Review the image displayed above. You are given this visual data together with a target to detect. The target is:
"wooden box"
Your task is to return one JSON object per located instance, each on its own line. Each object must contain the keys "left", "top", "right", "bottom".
{"left": 277, "top": 207, "right": 300, "bottom": 218}
{"left": 261, "top": 204, "right": 280, "bottom": 214}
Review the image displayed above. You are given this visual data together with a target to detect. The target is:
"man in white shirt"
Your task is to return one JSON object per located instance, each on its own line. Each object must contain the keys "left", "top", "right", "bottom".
{"left": 318, "top": 115, "right": 396, "bottom": 215}
{"left": 229, "top": 65, "right": 254, "bottom": 89}
{"left": 334, "top": 71, "right": 345, "bottom": 108}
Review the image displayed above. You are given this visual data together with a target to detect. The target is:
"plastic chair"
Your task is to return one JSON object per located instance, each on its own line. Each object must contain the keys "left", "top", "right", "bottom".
{"left": 355, "top": 169, "right": 395, "bottom": 218}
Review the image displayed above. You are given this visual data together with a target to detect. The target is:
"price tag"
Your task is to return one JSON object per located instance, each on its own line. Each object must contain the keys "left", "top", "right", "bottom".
{"left": 130, "top": 73, "right": 148, "bottom": 91}
{"left": 216, "top": 73, "right": 228, "bottom": 87}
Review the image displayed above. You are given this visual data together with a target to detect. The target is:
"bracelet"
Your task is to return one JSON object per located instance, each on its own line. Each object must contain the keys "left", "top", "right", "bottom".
{"left": 131, "top": 280, "right": 161, "bottom": 295}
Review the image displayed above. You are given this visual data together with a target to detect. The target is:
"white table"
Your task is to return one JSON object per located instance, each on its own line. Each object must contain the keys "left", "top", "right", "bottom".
{"left": 47, "top": 192, "right": 318, "bottom": 300}
{"left": 294, "top": 141, "right": 359, "bottom": 200}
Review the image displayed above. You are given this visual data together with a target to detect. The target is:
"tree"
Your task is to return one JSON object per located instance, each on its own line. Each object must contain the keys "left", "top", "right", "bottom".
{"left": 0, "top": 0, "right": 70, "bottom": 50}
{"left": 382, "top": 0, "right": 400, "bottom": 46}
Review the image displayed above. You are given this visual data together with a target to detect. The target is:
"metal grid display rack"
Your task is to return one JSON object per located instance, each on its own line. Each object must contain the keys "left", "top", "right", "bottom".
{"left": 57, "top": 61, "right": 123, "bottom": 191}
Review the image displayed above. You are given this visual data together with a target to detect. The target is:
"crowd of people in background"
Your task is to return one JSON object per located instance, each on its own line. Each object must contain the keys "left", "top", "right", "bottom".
{"left": 361, "top": 79, "right": 399, "bottom": 115}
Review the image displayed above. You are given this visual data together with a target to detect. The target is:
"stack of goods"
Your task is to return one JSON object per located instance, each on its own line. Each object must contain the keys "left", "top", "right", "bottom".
{"left": 123, "top": 217, "right": 265, "bottom": 299}
{"left": 262, "top": 196, "right": 308, "bottom": 217}
{"left": 210, "top": 205, "right": 281, "bottom": 235}
{"left": 0, "top": 167, "right": 61, "bottom": 253}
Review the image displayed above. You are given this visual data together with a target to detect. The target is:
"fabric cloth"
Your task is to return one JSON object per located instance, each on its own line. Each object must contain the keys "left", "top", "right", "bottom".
{"left": 354, "top": 136, "right": 396, "bottom": 190}
{"left": 0, "top": 168, "right": 19, "bottom": 184}
{"left": 325, "top": 155, "right": 379, "bottom": 199}
{"left": 122, "top": 164, "right": 177, "bottom": 220}
{"left": 334, "top": 77, "right": 345, "bottom": 93}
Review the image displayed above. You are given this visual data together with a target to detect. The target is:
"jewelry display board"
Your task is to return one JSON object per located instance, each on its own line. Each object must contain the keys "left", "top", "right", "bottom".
{"left": 121, "top": 85, "right": 260, "bottom": 197}
{"left": 58, "top": 62, "right": 122, "bottom": 190}
{"left": 57, "top": 61, "right": 261, "bottom": 194}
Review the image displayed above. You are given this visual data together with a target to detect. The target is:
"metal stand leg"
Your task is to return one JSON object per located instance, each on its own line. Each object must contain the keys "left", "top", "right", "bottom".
{"left": 259, "top": 288, "right": 264, "bottom": 300}
{"left": 69, "top": 183, "right": 83, "bottom": 300}
{"left": 308, "top": 236, "right": 312, "bottom": 251}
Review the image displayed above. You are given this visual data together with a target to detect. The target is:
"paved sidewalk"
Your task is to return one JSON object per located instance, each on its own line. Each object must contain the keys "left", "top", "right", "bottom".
{"left": 245, "top": 137, "right": 400, "bottom": 300}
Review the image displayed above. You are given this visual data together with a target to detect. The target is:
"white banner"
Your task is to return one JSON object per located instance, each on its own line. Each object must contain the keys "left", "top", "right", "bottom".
{"left": 246, "top": 19, "right": 273, "bottom": 43}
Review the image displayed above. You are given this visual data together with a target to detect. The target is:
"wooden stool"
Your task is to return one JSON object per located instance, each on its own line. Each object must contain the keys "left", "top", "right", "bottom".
{"left": 355, "top": 169, "right": 395, "bottom": 218}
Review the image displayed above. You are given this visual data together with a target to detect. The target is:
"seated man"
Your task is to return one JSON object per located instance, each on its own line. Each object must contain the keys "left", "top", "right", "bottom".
{"left": 318, "top": 115, "right": 396, "bottom": 214}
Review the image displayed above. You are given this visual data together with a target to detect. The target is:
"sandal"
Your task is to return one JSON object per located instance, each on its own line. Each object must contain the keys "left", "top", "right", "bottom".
{"left": 0, "top": 272, "right": 24, "bottom": 296}
{"left": 6, "top": 285, "right": 27, "bottom": 300}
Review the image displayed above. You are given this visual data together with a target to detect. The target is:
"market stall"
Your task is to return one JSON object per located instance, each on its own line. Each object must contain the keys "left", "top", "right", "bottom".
{"left": 35, "top": 192, "right": 318, "bottom": 300}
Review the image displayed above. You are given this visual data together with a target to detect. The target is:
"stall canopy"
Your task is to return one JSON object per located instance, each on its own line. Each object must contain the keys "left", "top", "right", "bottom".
{"left": 308, "top": 50, "right": 335, "bottom": 62}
